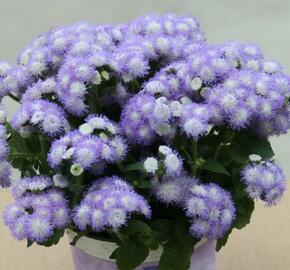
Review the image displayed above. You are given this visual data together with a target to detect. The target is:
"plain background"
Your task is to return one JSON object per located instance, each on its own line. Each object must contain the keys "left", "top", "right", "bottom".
{"left": 0, "top": 0, "right": 290, "bottom": 269}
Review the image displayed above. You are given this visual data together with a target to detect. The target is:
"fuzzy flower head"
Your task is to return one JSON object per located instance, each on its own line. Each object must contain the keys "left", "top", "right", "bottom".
{"left": 152, "top": 175, "right": 197, "bottom": 205}
{"left": 3, "top": 186, "right": 70, "bottom": 243}
{"left": 73, "top": 176, "right": 151, "bottom": 231}
{"left": 184, "top": 183, "right": 236, "bottom": 239}
{"left": 241, "top": 161, "right": 286, "bottom": 206}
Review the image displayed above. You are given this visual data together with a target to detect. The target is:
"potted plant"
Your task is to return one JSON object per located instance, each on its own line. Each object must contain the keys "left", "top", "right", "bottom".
{"left": 0, "top": 14, "right": 289, "bottom": 270}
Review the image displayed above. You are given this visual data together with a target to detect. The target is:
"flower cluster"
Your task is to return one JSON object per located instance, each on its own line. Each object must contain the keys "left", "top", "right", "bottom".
{"left": 184, "top": 183, "right": 236, "bottom": 239}
{"left": 48, "top": 115, "right": 127, "bottom": 174}
{"left": 144, "top": 145, "right": 183, "bottom": 176}
{"left": 3, "top": 176, "right": 70, "bottom": 243}
{"left": 73, "top": 176, "right": 151, "bottom": 231}
{"left": 241, "top": 161, "right": 286, "bottom": 206}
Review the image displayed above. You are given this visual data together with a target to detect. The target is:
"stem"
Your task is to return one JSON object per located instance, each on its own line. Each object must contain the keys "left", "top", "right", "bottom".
{"left": 213, "top": 144, "right": 222, "bottom": 160}
{"left": 191, "top": 140, "right": 198, "bottom": 176}
{"left": 38, "top": 133, "right": 50, "bottom": 174}
{"left": 70, "top": 231, "right": 88, "bottom": 246}
{"left": 180, "top": 146, "right": 195, "bottom": 174}
{"left": 114, "top": 230, "right": 125, "bottom": 243}
{"left": 72, "top": 175, "right": 84, "bottom": 208}
{"left": 8, "top": 93, "right": 20, "bottom": 103}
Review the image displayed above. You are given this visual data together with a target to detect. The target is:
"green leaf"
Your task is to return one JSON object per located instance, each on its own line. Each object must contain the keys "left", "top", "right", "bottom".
{"left": 158, "top": 221, "right": 199, "bottom": 270}
{"left": 39, "top": 229, "right": 65, "bottom": 247}
{"left": 200, "top": 159, "right": 230, "bottom": 176}
{"left": 151, "top": 219, "right": 175, "bottom": 243}
{"left": 27, "top": 240, "right": 34, "bottom": 247}
{"left": 229, "top": 144, "right": 249, "bottom": 163}
{"left": 136, "top": 179, "right": 151, "bottom": 189}
{"left": 124, "top": 162, "right": 144, "bottom": 172}
{"left": 121, "top": 220, "right": 151, "bottom": 237}
{"left": 216, "top": 231, "right": 231, "bottom": 251}
{"left": 113, "top": 238, "right": 149, "bottom": 270}
{"left": 229, "top": 134, "right": 274, "bottom": 164}
{"left": 233, "top": 197, "right": 255, "bottom": 229}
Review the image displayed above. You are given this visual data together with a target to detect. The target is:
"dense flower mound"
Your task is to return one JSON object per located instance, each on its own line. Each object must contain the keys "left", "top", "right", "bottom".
{"left": 3, "top": 176, "right": 70, "bottom": 243}
{"left": 73, "top": 176, "right": 151, "bottom": 231}
{"left": 0, "top": 14, "right": 289, "bottom": 268}
{"left": 241, "top": 161, "right": 286, "bottom": 206}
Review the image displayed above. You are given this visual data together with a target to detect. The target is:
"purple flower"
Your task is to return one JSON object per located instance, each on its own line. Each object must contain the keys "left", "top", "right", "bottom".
{"left": 184, "top": 183, "right": 236, "bottom": 239}
{"left": 151, "top": 175, "right": 197, "bottom": 205}
{"left": 3, "top": 187, "right": 70, "bottom": 243}
{"left": 179, "top": 103, "right": 211, "bottom": 140}
{"left": 241, "top": 161, "right": 286, "bottom": 206}
{"left": 73, "top": 176, "right": 151, "bottom": 232}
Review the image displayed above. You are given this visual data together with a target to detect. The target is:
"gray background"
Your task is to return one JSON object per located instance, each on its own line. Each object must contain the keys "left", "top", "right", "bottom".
{"left": 0, "top": 1, "right": 290, "bottom": 269}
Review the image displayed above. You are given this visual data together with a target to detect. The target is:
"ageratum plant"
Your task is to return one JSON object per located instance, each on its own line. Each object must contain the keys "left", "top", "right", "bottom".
{"left": 0, "top": 14, "right": 289, "bottom": 270}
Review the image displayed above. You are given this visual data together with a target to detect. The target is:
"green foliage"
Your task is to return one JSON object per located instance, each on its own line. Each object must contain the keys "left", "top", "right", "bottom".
{"left": 229, "top": 133, "right": 274, "bottom": 164}
{"left": 158, "top": 221, "right": 200, "bottom": 270}
{"left": 199, "top": 159, "right": 230, "bottom": 176}
{"left": 216, "top": 231, "right": 231, "bottom": 251}
{"left": 38, "top": 229, "right": 65, "bottom": 247}
{"left": 124, "top": 162, "right": 144, "bottom": 172}
{"left": 111, "top": 239, "right": 149, "bottom": 270}
{"left": 7, "top": 124, "right": 51, "bottom": 176}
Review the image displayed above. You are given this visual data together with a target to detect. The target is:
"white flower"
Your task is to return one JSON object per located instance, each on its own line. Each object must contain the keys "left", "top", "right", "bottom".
{"left": 76, "top": 65, "right": 90, "bottom": 79}
{"left": 0, "top": 62, "right": 10, "bottom": 76}
{"left": 108, "top": 208, "right": 126, "bottom": 229}
{"left": 156, "top": 182, "right": 182, "bottom": 203}
{"left": 91, "top": 71, "right": 102, "bottom": 85}
{"left": 180, "top": 96, "right": 192, "bottom": 105}
{"left": 53, "top": 174, "right": 68, "bottom": 188}
{"left": 79, "top": 123, "right": 94, "bottom": 135}
{"left": 70, "top": 81, "right": 86, "bottom": 94}
{"left": 42, "top": 78, "right": 56, "bottom": 92}
{"left": 144, "top": 157, "right": 158, "bottom": 173}
{"left": 146, "top": 22, "right": 161, "bottom": 34}
{"left": 153, "top": 102, "right": 171, "bottom": 122}
{"left": 53, "top": 37, "right": 67, "bottom": 51}
{"left": 156, "top": 37, "right": 169, "bottom": 53}
{"left": 31, "top": 111, "right": 44, "bottom": 124}
{"left": 101, "top": 144, "right": 113, "bottom": 160}
{"left": 164, "top": 153, "right": 181, "bottom": 173}
{"left": 190, "top": 185, "right": 206, "bottom": 196}
{"left": 63, "top": 147, "right": 75, "bottom": 159}
{"left": 103, "top": 197, "right": 117, "bottom": 210}
{"left": 70, "top": 164, "right": 84, "bottom": 176}
{"left": 263, "top": 61, "right": 280, "bottom": 73}
{"left": 170, "top": 101, "right": 183, "bottom": 117}
{"left": 220, "top": 92, "right": 238, "bottom": 110}
{"left": 88, "top": 117, "right": 106, "bottom": 129}
{"left": 190, "top": 77, "right": 202, "bottom": 91}
{"left": 71, "top": 41, "right": 89, "bottom": 56}
{"left": 158, "top": 145, "right": 172, "bottom": 155}
{"left": 145, "top": 80, "right": 164, "bottom": 94}
{"left": 249, "top": 154, "right": 262, "bottom": 162}
{"left": 186, "top": 197, "right": 206, "bottom": 216}
{"left": 154, "top": 123, "right": 172, "bottom": 136}
{"left": 30, "top": 61, "right": 46, "bottom": 75}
